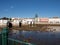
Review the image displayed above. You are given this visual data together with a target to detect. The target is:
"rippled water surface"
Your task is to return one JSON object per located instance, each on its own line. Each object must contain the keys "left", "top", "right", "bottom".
{"left": 8, "top": 30, "right": 60, "bottom": 45}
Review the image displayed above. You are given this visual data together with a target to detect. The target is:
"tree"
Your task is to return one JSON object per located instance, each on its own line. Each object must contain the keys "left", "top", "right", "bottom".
{"left": 1, "top": 17, "right": 9, "bottom": 20}
{"left": 35, "top": 14, "right": 38, "bottom": 18}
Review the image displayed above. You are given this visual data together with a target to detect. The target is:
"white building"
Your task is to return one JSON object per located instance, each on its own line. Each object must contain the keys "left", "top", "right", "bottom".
{"left": 11, "top": 18, "right": 21, "bottom": 26}
{"left": 48, "top": 18, "right": 60, "bottom": 24}
{"left": 22, "top": 18, "right": 34, "bottom": 25}
{"left": 34, "top": 17, "right": 40, "bottom": 24}
{"left": 0, "top": 20, "right": 9, "bottom": 27}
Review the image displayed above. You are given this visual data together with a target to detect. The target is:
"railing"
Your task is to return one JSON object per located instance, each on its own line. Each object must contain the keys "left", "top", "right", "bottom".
{"left": 0, "top": 32, "right": 2, "bottom": 45}
{"left": 0, "top": 27, "right": 35, "bottom": 45}
{"left": 8, "top": 38, "right": 34, "bottom": 45}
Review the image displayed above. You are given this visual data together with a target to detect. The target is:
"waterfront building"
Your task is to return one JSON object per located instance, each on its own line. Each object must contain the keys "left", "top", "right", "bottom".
{"left": 21, "top": 18, "right": 34, "bottom": 25}
{"left": 39, "top": 18, "right": 49, "bottom": 24}
{"left": 11, "top": 18, "right": 21, "bottom": 27}
{"left": 0, "top": 19, "right": 9, "bottom": 27}
{"left": 34, "top": 17, "right": 40, "bottom": 24}
{"left": 0, "top": 17, "right": 60, "bottom": 32}
{"left": 48, "top": 18, "right": 60, "bottom": 24}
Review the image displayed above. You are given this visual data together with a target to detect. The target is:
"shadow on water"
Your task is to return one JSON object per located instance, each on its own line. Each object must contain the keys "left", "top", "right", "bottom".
{"left": 8, "top": 30, "right": 60, "bottom": 45}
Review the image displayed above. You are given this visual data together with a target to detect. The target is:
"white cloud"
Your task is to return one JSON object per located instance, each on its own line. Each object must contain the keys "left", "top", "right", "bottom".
{"left": 10, "top": 6, "right": 14, "bottom": 8}
{"left": 4, "top": 6, "right": 14, "bottom": 12}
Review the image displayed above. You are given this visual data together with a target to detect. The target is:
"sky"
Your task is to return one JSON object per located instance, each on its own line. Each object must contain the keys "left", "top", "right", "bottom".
{"left": 0, "top": 0, "right": 60, "bottom": 18}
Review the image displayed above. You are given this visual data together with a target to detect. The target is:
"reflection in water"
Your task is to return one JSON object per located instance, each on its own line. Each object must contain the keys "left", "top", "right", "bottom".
{"left": 8, "top": 30, "right": 60, "bottom": 45}
{"left": 12, "top": 30, "right": 19, "bottom": 34}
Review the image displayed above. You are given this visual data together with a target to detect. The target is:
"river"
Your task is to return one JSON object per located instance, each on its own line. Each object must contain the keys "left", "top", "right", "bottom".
{"left": 8, "top": 30, "right": 60, "bottom": 45}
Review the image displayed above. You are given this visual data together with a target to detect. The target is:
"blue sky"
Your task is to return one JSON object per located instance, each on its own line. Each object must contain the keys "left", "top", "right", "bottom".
{"left": 0, "top": 0, "right": 60, "bottom": 18}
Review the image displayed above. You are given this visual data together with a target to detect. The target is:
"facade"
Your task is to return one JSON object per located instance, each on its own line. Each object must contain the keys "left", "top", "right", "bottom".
{"left": 11, "top": 18, "right": 34, "bottom": 26}
{"left": 0, "top": 17, "right": 60, "bottom": 27}
{"left": 34, "top": 17, "right": 40, "bottom": 24}
{"left": 0, "top": 19, "right": 9, "bottom": 27}
{"left": 39, "top": 18, "right": 49, "bottom": 24}
{"left": 34, "top": 17, "right": 60, "bottom": 24}
{"left": 0, "top": 17, "right": 60, "bottom": 31}
{"left": 11, "top": 18, "right": 21, "bottom": 26}
{"left": 48, "top": 18, "right": 60, "bottom": 24}
{"left": 22, "top": 18, "right": 34, "bottom": 25}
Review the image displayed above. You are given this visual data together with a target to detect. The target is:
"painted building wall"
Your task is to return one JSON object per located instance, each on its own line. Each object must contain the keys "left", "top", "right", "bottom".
{"left": 11, "top": 20, "right": 20, "bottom": 26}
{"left": 34, "top": 17, "right": 40, "bottom": 24}
{"left": 48, "top": 18, "right": 60, "bottom": 24}
{"left": 22, "top": 18, "right": 34, "bottom": 25}
{"left": 0, "top": 20, "right": 9, "bottom": 27}
{"left": 38, "top": 18, "right": 49, "bottom": 24}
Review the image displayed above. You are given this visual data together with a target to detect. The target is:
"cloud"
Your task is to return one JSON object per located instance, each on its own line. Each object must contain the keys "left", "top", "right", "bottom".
{"left": 10, "top": 6, "right": 14, "bottom": 8}
{"left": 4, "top": 6, "right": 14, "bottom": 12}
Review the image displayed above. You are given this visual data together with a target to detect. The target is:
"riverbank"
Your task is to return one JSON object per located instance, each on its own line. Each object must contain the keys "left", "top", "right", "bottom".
{"left": 10, "top": 24, "right": 48, "bottom": 31}
{"left": 0, "top": 24, "right": 60, "bottom": 32}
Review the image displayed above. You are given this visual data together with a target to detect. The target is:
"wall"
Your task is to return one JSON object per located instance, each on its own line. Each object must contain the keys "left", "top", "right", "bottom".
{"left": 11, "top": 20, "right": 20, "bottom": 26}
{"left": 48, "top": 18, "right": 60, "bottom": 24}
{"left": 22, "top": 18, "right": 34, "bottom": 25}
{"left": 39, "top": 18, "right": 49, "bottom": 24}
{"left": 47, "top": 26, "right": 60, "bottom": 31}
{"left": 0, "top": 20, "right": 9, "bottom": 27}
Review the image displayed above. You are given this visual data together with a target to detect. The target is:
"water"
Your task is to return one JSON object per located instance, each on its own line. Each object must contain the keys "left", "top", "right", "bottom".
{"left": 8, "top": 30, "right": 60, "bottom": 45}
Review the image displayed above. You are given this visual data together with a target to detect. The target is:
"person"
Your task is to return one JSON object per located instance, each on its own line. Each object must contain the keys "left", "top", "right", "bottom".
{"left": 19, "top": 22, "right": 22, "bottom": 27}
{"left": 7, "top": 21, "right": 12, "bottom": 28}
